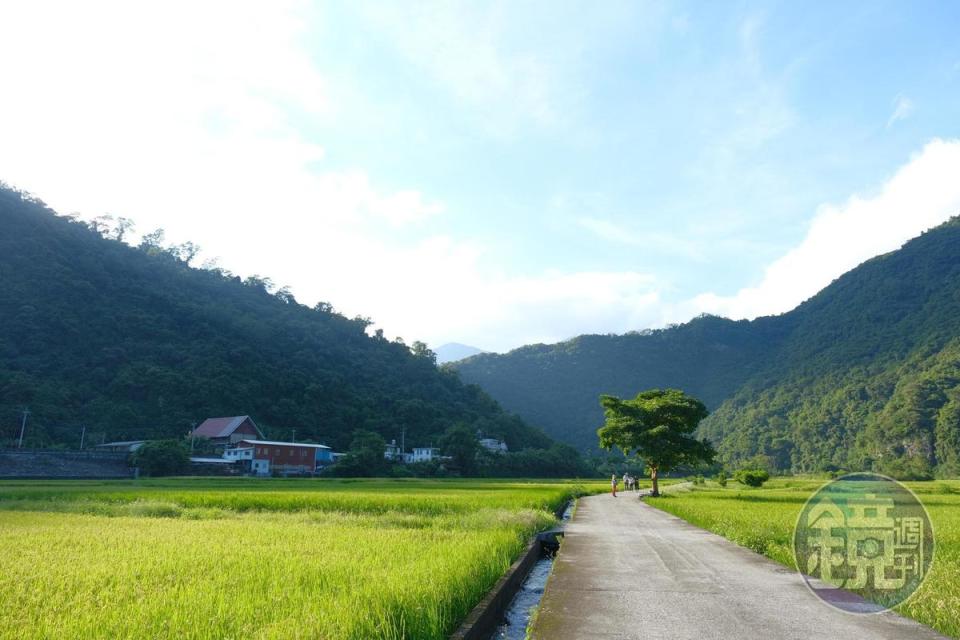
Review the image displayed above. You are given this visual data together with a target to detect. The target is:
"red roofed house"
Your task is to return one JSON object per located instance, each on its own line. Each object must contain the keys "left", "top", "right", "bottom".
{"left": 192, "top": 416, "right": 264, "bottom": 448}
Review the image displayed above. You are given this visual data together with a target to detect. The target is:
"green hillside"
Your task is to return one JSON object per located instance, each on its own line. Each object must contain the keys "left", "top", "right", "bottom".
{"left": 455, "top": 218, "right": 960, "bottom": 477}
{"left": 702, "top": 219, "right": 960, "bottom": 478}
{"left": 0, "top": 185, "right": 551, "bottom": 453}
{"left": 452, "top": 315, "right": 789, "bottom": 450}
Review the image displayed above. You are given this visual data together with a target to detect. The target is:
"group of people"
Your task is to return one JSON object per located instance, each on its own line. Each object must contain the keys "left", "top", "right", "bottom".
{"left": 610, "top": 472, "right": 639, "bottom": 497}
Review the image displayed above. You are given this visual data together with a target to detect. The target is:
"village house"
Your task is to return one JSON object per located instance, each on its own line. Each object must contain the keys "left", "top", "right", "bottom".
{"left": 384, "top": 439, "right": 403, "bottom": 461}
{"left": 479, "top": 437, "right": 508, "bottom": 454}
{"left": 225, "top": 439, "right": 333, "bottom": 476}
{"left": 410, "top": 446, "right": 440, "bottom": 463}
{"left": 192, "top": 416, "right": 264, "bottom": 448}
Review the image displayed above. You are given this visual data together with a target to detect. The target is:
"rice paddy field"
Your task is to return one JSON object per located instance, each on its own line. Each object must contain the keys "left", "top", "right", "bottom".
{"left": 0, "top": 478, "right": 601, "bottom": 640}
{"left": 647, "top": 478, "right": 960, "bottom": 638}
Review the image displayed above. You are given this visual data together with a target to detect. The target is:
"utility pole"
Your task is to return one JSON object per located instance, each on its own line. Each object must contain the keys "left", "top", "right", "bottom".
{"left": 17, "top": 408, "right": 30, "bottom": 449}
{"left": 401, "top": 427, "right": 406, "bottom": 455}
{"left": 79, "top": 425, "right": 86, "bottom": 450}
{"left": 292, "top": 429, "right": 296, "bottom": 443}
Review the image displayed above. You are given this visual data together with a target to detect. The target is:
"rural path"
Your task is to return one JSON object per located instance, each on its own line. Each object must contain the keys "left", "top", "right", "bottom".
{"left": 529, "top": 493, "right": 948, "bottom": 640}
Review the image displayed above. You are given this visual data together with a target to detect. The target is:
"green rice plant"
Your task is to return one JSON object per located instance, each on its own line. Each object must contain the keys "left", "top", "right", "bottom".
{"left": 0, "top": 478, "right": 603, "bottom": 640}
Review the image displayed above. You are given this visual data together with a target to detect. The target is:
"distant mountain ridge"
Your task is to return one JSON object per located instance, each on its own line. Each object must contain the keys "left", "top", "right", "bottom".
{"left": 454, "top": 218, "right": 960, "bottom": 478}
{"left": 0, "top": 184, "right": 552, "bottom": 453}
{"left": 434, "top": 343, "right": 487, "bottom": 365}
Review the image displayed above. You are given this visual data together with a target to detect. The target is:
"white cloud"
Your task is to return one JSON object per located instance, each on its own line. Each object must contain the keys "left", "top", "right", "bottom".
{"left": 252, "top": 223, "right": 664, "bottom": 352}
{"left": 887, "top": 94, "right": 915, "bottom": 127}
{"left": 683, "top": 139, "right": 960, "bottom": 321}
{"left": 0, "top": 3, "right": 441, "bottom": 258}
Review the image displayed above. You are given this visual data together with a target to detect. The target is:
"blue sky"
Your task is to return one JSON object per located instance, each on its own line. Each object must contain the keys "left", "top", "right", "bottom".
{"left": 2, "top": 1, "right": 960, "bottom": 351}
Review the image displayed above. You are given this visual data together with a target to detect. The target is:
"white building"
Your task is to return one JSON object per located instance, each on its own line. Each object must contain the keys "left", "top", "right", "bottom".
{"left": 223, "top": 446, "right": 254, "bottom": 462}
{"left": 384, "top": 440, "right": 403, "bottom": 461}
{"left": 410, "top": 447, "right": 440, "bottom": 463}
{"left": 479, "top": 437, "right": 508, "bottom": 454}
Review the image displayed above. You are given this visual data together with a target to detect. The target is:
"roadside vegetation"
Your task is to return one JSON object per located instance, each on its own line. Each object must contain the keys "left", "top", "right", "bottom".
{"left": 0, "top": 478, "right": 604, "bottom": 639}
{"left": 647, "top": 478, "right": 960, "bottom": 638}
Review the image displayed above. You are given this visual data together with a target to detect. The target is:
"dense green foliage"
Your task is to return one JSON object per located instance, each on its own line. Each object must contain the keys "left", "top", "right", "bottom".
{"left": 478, "top": 442, "right": 597, "bottom": 478}
{"left": 701, "top": 218, "right": 960, "bottom": 478}
{"left": 0, "top": 478, "right": 600, "bottom": 639}
{"left": 647, "top": 479, "right": 960, "bottom": 638}
{"left": 130, "top": 440, "right": 189, "bottom": 476}
{"left": 438, "top": 423, "right": 480, "bottom": 475}
{"left": 0, "top": 185, "right": 553, "bottom": 458}
{"left": 597, "top": 389, "right": 715, "bottom": 495}
{"left": 732, "top": 468, "right": 769, "bottom": 487}
{"left": 456, "top": 218, "right": 960, "bottom": 477}
{"left": 326, "top": 430, "right": 390, "bottom": 477}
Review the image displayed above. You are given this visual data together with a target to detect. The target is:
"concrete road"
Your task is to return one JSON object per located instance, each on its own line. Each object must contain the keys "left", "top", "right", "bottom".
{"left": 529, "top": 494, "right": 948, "bottom": 640}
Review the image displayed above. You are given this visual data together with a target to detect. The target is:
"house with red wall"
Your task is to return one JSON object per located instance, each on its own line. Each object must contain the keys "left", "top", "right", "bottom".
{"left": 226, "top": 439, "right": 333, "bottom": 476}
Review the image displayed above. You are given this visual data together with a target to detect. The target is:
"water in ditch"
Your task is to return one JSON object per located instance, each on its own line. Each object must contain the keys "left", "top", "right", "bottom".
{"left": 491, "top": 502, "right": 574, "bottom": 639}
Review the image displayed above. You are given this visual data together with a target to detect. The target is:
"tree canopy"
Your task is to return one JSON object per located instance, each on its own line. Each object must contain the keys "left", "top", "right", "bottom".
{"left": 131, "top": 440, "right": 189, "bottom": 476}
{"left": 439, "top": 423, "right": 479, "bottom": 475}
{"left": 598, "top": 389, "right": 715, "bottom": 495}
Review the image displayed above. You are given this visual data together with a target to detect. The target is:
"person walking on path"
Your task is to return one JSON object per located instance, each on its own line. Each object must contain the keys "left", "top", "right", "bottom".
{"left": 611, "top": 473, "right": 618, "bottom": 497}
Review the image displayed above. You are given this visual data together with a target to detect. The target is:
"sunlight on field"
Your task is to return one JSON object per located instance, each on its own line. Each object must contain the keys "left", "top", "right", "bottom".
{"left": 648, "top": 478, "right": 960, "bottom": 639}
{"left": 0, "top": 478, "right": 602, "bottom": 640}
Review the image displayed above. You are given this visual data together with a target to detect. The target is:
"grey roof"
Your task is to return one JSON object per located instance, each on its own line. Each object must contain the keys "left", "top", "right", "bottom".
{"left": 238, "top": 439, "right": 331, "bottom": 449}
{"left": 193, "top": 416, "right": 264, "bottom": 439}
{"left": 94, "top": 440, "right": 147, "bottom": 448}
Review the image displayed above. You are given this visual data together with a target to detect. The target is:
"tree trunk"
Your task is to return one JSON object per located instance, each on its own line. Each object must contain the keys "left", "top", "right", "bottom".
{"left": 650, "top": 466, "right": 659, "bottom": 497}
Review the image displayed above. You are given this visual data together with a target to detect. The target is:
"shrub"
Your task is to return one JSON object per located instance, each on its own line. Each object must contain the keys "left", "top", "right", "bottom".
{"left": 716, "top": 470, "right": 728, "bottom": 487}
{"left": 131, "top": 440, "right": 189, "bottom": 476}
{"left": 734, "top": 469, "right": 770, "bottom": 488}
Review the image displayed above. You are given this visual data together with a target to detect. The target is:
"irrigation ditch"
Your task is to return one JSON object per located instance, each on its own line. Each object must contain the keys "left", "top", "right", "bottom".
{"left": 450, "top": 501, "right": 574, "bottom": 640}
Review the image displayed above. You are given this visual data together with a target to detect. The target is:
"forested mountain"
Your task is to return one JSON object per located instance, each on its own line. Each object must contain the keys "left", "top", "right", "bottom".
{"left": 454, "top": 218, "right": 960, "bottom": 478}
{"left": 0, "top": 184, "right": 552, "bottom": 453}
{"left": 452, "top": 316, "right": 789, "bottom": 449}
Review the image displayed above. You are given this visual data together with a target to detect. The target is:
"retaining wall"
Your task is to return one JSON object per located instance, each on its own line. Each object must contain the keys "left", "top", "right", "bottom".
{"left": 0, "top": 450, "right": 134, "bottom": 479}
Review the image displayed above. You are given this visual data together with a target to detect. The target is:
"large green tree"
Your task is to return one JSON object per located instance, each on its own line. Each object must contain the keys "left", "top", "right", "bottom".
{"left": 597, "top": 388, "right": 715, "bottom": 496}
{"left": 439, "top": 423, "right": 480, "bottom": 476}
{"left": 330, "top": 430, "right": 389, "bottom": 477}
{"left": 131, "top": 440, "right": 189, "bottom": 476}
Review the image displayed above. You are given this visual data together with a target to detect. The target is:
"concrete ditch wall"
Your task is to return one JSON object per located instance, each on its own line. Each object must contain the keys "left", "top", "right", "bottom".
{"left": 450, "top": 501, "right": 571, "bottom": 640}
